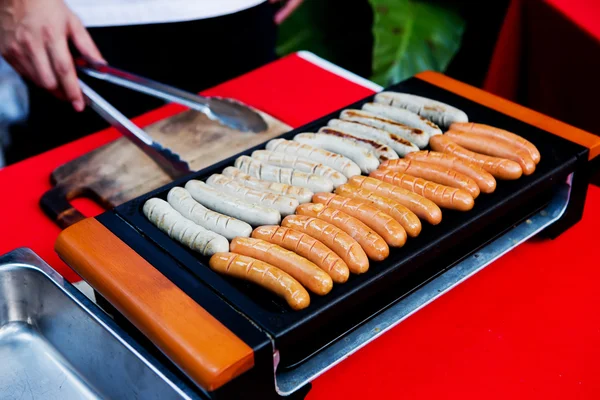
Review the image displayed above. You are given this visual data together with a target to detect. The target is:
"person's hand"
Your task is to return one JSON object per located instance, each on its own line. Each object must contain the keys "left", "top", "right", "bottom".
{"left": 269, "top": 0, "right": 304, "bottom": 25}
{"left": 0, "top": 0, "right": 104, "bottom": 111}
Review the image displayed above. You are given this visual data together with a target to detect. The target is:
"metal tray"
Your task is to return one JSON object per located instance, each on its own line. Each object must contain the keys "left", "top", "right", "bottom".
{"left": 0, "top": 248, "right": 199, "bottom": 400}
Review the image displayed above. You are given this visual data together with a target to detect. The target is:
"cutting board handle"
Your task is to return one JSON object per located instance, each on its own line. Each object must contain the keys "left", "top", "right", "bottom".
{"left": 40, "top": 184, "right": 85, "bottom": 229}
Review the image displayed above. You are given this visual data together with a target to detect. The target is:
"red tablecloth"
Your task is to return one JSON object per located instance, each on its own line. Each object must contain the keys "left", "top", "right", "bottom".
{"left": 1, "top": 53, "right": 599, "bottom": 399}
{"left": 484, "top": 0, "right": 600, "bottom": 135}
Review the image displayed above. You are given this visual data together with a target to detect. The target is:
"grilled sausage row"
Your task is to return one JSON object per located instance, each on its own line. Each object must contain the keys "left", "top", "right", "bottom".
{"left": 142, "top": 92, "right": 539, "bottom": 310}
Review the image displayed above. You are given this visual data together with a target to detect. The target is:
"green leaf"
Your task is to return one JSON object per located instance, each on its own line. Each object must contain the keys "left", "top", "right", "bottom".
{"left": 276, "top": 0, "right": 465, "bottom": 86}
{"left": 369, "top": 0, "right": 466, "bottom": 86}
{"left": 276, "top": 2, "right": 336, "bottom": 63}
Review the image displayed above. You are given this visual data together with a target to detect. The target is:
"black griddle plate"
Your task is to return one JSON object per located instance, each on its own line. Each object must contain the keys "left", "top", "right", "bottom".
{"left": 108, "top": 77, "right": 588, "bottom": 368}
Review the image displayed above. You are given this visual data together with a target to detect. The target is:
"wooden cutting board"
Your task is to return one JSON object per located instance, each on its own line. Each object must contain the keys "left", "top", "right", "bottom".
{"left": 41, "top": 109, "right": 291, "bottom": 228}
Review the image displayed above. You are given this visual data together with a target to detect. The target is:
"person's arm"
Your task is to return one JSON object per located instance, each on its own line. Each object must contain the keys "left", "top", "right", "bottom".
{"left": 0, "top": 0, "right": 104, "bottom": 111}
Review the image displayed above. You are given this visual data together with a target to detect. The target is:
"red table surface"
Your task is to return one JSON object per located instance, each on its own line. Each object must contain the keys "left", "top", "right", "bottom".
{"left": 1, "top": 53, "right": 599, "bottom": 399}
{"left": 547, "top": 0, "right": 600, "bottom": 39}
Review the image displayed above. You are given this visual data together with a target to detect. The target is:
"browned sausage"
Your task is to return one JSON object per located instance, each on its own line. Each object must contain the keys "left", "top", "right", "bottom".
{"left": 369, "top": 169, "right": 474, "bottom": 211}
{"left": 429, "top": 135, "right": 522, "bottom": 180}
{"left": 282, "top": 215, "right": 369, "bottom": 274}
{"left": 312, "top": 193, "right": 407, "bottom": 247}
{"left": 335, "top": 184, "right": 422, "bottom": 237}
{"left": 296, "top": 203, "right": 389, "bottom": 261}
{"left": 444, "top": 130, "right": 535, "bottom": 175}
{"left": 230, "top": 237, "right": 333, "bottom": 295}
{"left": 209, "top": 252, "right": 310, "bottom": 310}
{"left": 450, "top": 122, "right": 540, "bottom": 164}
{"left": 347, "top": 175, "right": 442, "bottom": 225}
{"left": 405, "top": 151, "right": 496, "bottom": 194}
{"left": 252, "top": 226, "right": 350, "bottom": 283}
{"left": 379, "top": 158, "right": 480, "bottom": 198}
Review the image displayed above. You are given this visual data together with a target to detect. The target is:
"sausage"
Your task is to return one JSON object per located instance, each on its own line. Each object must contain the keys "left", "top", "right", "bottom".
{"left": 369, "top": 170, "right": 474, "bottom": 211}
{"left": 429, "top": 135, "right": 522, "bottom": 180}
{"left": 374, "top": 92, "right": 469, "bottom": 127}
{"left": 347, "top": 176, "right": 442, "bottom": 225}
{"left": 450, "top": 122, "right": 540, "bottom": 164}
{"left": 251, "top": 150, "right": 347, "bottom": 187}
{"left": 312, "top": 193, "right": 407, "bottom": 247}
{"left": 293, "top": 132, "right": 380, "bottom": 174}
{"left": 252, "top": 225, "right": 350, "bottom": 283}
{"left": 405, "top": 151, "right": 496, "bottom": 194}
{"left": 327, "top": 119, "right": 419, "bottom": 156}
{"left": 444, "top": 130, "right": 536, "bottom": 175}
{"left": 318, "top": 127, "right": 399, "bottom": 162}
{"left": 143, "top": 198, "right": 229, "bottom": 256}
{"left": 234, "top": 155, "right": 334, "bottom": 193}
{"left": 362, "top": 102, "right": 442, "bottom": 137}
{"left": 379, "top": 158, "right": 481, "bottom": 198}
{"left": 167, "top": 186, "right": 252, "bottom": 240}
{"left": 340, "top": 109, "right": 429, "bottom": 148}
{"left": 230, "top": 237, "right": 333, "bottom": 295}
{"left": 282, "top": 215, "right": 369, "bottom": 274}
{"left": 185, "top": 180, "right": 281, "bottom": 226}
{"left": 266, "top": 138, "right": 361, "bottom": 178}
{"left": 335, "top": 184, "right": 422, "bottom": 237}
{"left": 296, "top": 203, "right": 389, "bottom": 261}
{"left": 209, "top": 252, "right": 310, "bottom": 310}
{"left": 206, "top": 174, "right": 299, "bottom": 216}
{"left": 222, "top": 166, "right": 313, "bottom": 203}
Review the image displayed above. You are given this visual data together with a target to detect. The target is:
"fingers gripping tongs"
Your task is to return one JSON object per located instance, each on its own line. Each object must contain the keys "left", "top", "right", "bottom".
{"left": 76, "top": 58, "right": 268, "bottom": 179}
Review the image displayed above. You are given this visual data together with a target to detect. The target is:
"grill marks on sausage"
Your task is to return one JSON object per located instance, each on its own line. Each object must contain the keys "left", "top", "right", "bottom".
{"left": 369, "top": 100, "right": 441, "bottom": 130}
{"left": 332, "top": 120, "right": 415, "bottom": 147}
{"left": 342, "top": 111, "right": 427, "bottom": 136}
{"left": 423, "top": 105, "right": 444, "bottom": 112}
{"left": 320, "top": 128, "right": 393, "bottom": 155}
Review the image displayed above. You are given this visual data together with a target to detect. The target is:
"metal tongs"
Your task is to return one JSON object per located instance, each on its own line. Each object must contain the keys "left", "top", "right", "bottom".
{"left": 79, "top": 80, "right": 191, "bottom": 179}
{"left": 76, "top": 58, "right": 268, "bottom": 179}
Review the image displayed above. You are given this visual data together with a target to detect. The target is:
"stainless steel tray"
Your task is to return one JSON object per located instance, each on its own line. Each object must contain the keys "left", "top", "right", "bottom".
{"left": 0, "top": 248, "right": 198, "bottom": 400}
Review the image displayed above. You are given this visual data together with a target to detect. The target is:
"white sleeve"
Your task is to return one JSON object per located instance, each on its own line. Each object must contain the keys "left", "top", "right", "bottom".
{"left": 65, "top": 0, "right": 266, "bottom": 27}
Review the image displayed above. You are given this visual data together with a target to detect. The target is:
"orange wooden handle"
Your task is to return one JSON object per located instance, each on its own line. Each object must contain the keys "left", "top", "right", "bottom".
{"left": 416, "top": 71, "right": 600, "bottom": 160}
{"left": 55, "top": 218, "right": 254, "bottom": 391}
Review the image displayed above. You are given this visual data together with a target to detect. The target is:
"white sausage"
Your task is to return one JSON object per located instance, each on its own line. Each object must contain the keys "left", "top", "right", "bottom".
{"left": 317, "top": 127, "right": 399, "bottom": 162}
{"left": 266, "top": 138, "right": 361, "bottom": 178}
{"left": 167, "top": 186, "right": 251, "bottom": 240}
{"left": 221, "top": 166, "right": 314, "bottom": 203}
{"left": 294, "top": 132, "right": 380, "bottom": 174}
{"left": 234, "top": 155, "right": 334, "bottom": 193}
{"left": 374, "top": 91, "right": 468, "bottom": 127}
{"left": 251, "top": 150, "right": 347, "bottom": 188}
{"left": 327, "top": 119, "right": 419, "bottom": 156}
{"left": 143, "top": 198, "right": 229, "bottom": 256}
{"left": 339, "top": 109, "right": 429, "bottom": 149}
{"left": 362, "top": 102, "right": 442, "bottom": 137}
{"left": 206, "top": 173, "right": 299, "bottom": 216}
{"left": 185, "top": 180, "right": 281, "bottom": 226}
